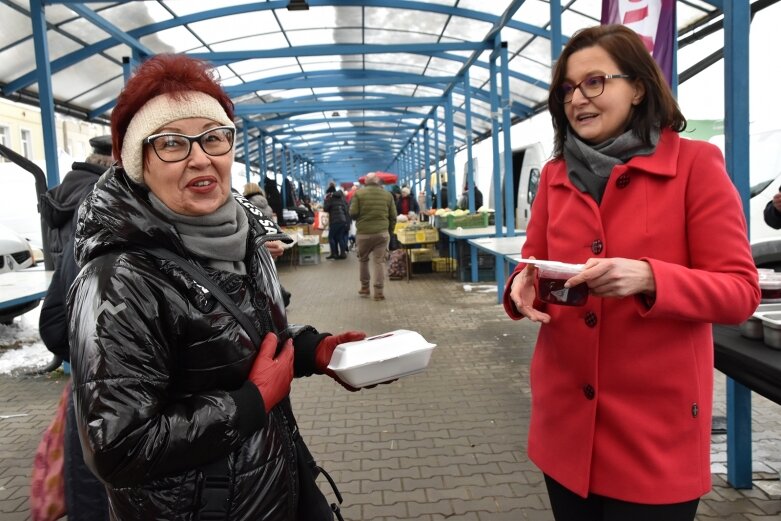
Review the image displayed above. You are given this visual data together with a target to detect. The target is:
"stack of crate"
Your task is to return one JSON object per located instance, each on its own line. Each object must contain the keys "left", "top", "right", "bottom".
{"left": 298, "top": 235, "right": 321, "bottom": 265}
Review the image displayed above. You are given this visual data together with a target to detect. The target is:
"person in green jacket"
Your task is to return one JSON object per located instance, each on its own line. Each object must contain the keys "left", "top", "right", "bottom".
{"left": 349, "top": 172, "right": 397, "bottom": 300}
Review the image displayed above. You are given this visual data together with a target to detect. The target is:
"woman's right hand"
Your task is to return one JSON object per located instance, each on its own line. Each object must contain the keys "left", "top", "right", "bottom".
{"left": 248, "top": 333, "right": 294, "bottom": 413}
{"left": 509, "top": 259, "right": 551, "bottom": 324}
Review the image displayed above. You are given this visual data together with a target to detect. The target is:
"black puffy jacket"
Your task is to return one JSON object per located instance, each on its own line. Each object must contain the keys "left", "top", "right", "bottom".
{"left": 39, "top": 162, "right": 106, "bottom": 270}
{"left": 68, "top": 168, "right": 327, "bottom": 520}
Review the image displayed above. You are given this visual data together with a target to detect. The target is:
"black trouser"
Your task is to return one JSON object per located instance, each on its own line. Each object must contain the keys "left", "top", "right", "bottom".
{"left": 544, "top": 475, "right": 699, "bottom": 521}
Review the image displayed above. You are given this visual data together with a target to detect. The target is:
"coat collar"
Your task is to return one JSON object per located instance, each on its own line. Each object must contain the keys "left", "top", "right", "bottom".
{"left": 550, "top": 128, "right": 680, "bottom": 188}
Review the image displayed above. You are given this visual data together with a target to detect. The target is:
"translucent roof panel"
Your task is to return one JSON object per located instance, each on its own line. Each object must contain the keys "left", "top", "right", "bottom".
{"left": 0, "top": 0, "right": 741, "bottom": 183}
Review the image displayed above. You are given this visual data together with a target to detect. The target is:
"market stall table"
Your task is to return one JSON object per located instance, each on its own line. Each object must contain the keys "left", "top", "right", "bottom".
{"left": 439, "top": 226, "right": 505, "bottom": 281}
{"left": 467, "top": 235, "right": 527, "bottom": 302}
{"left": 0, "top": 266, "right": 53, "bottom": 320}
{"left": 713, "top": 324, "right": 781, "bottom": 489}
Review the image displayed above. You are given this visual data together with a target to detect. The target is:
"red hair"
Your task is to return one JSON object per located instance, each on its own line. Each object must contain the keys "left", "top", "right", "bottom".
{"left": 110, "top": 54, "right": 235, "bottom": 159}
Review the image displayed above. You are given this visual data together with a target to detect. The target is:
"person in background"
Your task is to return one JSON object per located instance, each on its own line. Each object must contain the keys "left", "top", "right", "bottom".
{"left": 504, "top": 25, "right": 759, "bottom": 521}
{"left": 39, "top": 135, "right": 113, "bottom": 521}
{"left": 325, "top": 181, "right": 337, "bottom": 197}
{"left": 243, "top": 181, "right": 274, "bottom": 220}
{"left": 264, "top": 175, "right": 283, "bottom": 221}
{"left": 432, "top": 175, "right": 449, "bottom": 209}
{"left": 243, "top": 181, "right": 290, "bottom": 305}
{"left": 763, "top": 183, "right": 781, "bottom": 229}
{"left": 67, "top": 53, "right": 382, "bottom": 520}
{"left": 349, "top": 173, "right": 396, "bottom": 300}
{"left": 457, "top": 182, "right": 483, "bottom": 211}
{"left": 323, "top": 188, "right": 350, "bottom": 259}
{"left": 40, "top": 136, "right": 113, "bottom": 271}
{"left": 396, "top": 186, "right": 420, "bottom": 217}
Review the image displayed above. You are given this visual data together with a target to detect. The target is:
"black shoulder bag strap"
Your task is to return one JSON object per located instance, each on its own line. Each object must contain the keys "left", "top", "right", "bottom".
{"left": 146, "top": 247, "right": 344, "bottom": 521}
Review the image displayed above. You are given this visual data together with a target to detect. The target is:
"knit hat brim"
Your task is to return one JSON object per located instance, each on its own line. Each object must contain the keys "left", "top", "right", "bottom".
{"left": 120, "top": 91, "right": 235, "bottom": 184}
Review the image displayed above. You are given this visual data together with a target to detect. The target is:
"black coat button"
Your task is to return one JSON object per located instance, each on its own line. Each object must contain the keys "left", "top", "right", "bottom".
{"left": 583, "top": 384, "right": 595, "bottom": 400}
{"left": 616, "top": 174, "right": 630, "bottom": 188}
{"left": 591, "top": 239, "right": 603, "bottom": 254}
{"left": 585, "top": 312, "right": 597, "bottom": 327}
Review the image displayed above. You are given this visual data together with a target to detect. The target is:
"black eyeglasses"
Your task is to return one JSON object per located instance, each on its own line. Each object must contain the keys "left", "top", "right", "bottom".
{"left": 145, "top": 126, "right": 235, "bottom": 163}
{"left": 556, "top": 74, "right": 632, "bottom": 104}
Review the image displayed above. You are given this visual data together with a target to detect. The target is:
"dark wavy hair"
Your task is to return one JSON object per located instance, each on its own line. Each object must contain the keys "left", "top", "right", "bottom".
{"left": 548, "top": 24, "right": 686, "bottom": 158}
{"left": 110, "top": 54, "right": 235, "bottom": 161}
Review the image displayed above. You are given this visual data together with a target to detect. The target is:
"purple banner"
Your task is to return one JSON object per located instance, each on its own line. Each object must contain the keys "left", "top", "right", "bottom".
{"left": 601, "top": 0, "right": 675, "bottom": 86}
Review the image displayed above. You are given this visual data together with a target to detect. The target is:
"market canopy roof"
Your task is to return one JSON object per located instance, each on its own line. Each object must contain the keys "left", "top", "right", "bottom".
{"left": 0, "top": 0, "right": 762, "bottom": 185}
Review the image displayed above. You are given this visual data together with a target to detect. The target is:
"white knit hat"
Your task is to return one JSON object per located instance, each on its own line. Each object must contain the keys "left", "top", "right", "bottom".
{"left": 120, "top": 91, "right": 235, "bottom": 184}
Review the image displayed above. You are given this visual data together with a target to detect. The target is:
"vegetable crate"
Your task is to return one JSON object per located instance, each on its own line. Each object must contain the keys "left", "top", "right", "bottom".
{"left": 398, "top": 227, "right": 439, "bottom": 243}
{"left": 443, "top": 212, "right": 489, "bottom": 229}
{"left": 432, "top": 257, "right": 456, "bottom": 272}
{"left": 298, "top": 244, "right": 320, "bottom": 265}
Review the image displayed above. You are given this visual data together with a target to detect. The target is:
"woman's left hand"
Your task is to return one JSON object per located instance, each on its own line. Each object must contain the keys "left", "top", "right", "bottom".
{"left": 264, "top": 240, "right": 285, "bottom": 258}
{"left": 565, "top": 257, "right": 656, "bottom": 299}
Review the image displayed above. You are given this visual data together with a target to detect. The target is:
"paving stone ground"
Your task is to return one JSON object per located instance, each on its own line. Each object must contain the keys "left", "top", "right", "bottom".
{"left": 1, "top": 250, "right": 780, "bottom": 520}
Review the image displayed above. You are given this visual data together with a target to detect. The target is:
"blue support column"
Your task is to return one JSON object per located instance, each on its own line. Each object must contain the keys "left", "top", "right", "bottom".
{"left": 549, "top": 0, "right": 562, "bottom": 62}
{"left": 727, "top": 378, "right": 753, "bottom": 488}
{"left": 280, "top": 147, "right": 288, "bottom": 210}
{"left": 500, "top": 41, "right": 515, "bottom": 238}
{"left": 424, "top": 127, "right": 431, "bottom": 208}
{"left": 445, "top": 93, "right": 456, "bottom": 209}
{"left": 30, "top": 0, "right": 59, "bottom": 188}
{"left": 489, "top": 38, "right": 504, "bottom": 302}
{"left": 417, "top": 132, "right": 424, "bottom": 194}
{"left": 242, "top": 121, "right": 251, "bottom": 182}
{"left": 259, "top": 134, "right": 266, "bottom": 180}
{"left": 724, "top": 0, "right": 752, "bottom": 490}
{"left": 434, "top": 110, "right": 441, "bottom": 206}
{"left": 464, "top": 70, "right": 475, "bottom": 213}
{"left": 489, "top": 43, "right": 503, "bottom": 237}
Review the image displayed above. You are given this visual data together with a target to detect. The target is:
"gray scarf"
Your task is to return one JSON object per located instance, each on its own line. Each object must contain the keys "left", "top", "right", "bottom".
{"left": 563, "top": 127, "right": 659, "bottom": 205}
{"left": 149, "top": 193, "right": 249, "bottom": 274}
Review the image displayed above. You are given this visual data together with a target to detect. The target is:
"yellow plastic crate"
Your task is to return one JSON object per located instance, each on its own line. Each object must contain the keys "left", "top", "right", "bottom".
{"left": 410, "top": 248, "right": 434, "bottom": 263}
{"left": 397, "top": 226, "right": 437, "bottom": 244}
{"left": 432, "top": 257, "right": 456, "bottom": 272}
{"left": 414, "top": 228, "right": 439, "bottom": 243}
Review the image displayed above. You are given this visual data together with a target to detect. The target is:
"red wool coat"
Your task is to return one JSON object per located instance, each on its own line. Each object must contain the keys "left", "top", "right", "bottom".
{"left": 503, "top": 129, "right": 760, "bottom": 504}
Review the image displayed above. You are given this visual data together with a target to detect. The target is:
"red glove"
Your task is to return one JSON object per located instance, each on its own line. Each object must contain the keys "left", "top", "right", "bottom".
{"left": 315, "top": 331, "right": 367, "bottom": 391}
{"left": 249, "top": 332, "right": 294, "bottom": 413}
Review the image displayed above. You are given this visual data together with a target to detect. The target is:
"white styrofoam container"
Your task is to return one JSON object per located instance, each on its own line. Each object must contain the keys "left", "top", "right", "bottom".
{"left": 327, "top": 329, "right": 436, "bottom": 388}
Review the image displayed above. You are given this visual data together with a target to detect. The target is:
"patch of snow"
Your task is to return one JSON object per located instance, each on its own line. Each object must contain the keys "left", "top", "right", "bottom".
{"left": 0, "top": 304, "right": 53, "bottom": 374}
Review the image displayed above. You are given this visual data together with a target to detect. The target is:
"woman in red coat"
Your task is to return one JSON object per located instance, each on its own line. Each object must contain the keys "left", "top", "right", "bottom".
{"left": 504, "top": 25, "right": 760, "bottom": 521}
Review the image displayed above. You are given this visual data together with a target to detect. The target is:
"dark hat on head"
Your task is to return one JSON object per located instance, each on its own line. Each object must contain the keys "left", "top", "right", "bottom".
{"left": 89, "top": 135, "right": 113, "bottom": 157}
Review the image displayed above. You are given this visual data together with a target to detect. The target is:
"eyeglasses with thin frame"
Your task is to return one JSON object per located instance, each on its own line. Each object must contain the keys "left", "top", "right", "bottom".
{"left": 145, "top": 126, "right": 235, "bottom": 163}
{"left": 556, "top": 74, "right": 632, "bottom": 104}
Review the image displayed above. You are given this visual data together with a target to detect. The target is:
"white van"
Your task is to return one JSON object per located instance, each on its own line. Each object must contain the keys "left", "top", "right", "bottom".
{"left": 710, "top": 127, "right": 781, "bottom": 268}
{"left": 450, "top": 112, "right": 553, "bottom": 232}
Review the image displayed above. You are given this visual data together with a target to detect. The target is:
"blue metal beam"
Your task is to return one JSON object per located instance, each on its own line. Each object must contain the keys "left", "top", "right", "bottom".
{"left": 5, "top": 0, "right": 553, "bottom": 98}
{"left": 67, "top": 3, "right": 153, "bottom": 57}
{"left": 189, "top": 42, "right": 491, "bottom": 65}
{"left": 234, "top": 96, "right": 446, "bottom": 115}
{"left": 30, "top": 0, "right": 60, "bottom": 188}
{"left": 227, "top": 74, "right": 460, "bottom": 94}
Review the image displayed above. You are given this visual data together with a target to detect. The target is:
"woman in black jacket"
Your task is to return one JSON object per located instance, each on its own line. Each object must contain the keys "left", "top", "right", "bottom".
{"left": 68, "top": 54, "right": 371, "bottom": 520}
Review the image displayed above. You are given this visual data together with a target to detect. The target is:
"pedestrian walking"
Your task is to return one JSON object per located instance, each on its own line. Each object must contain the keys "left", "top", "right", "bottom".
{"left": 349, "top": 172, "right": 396, "bottom": 300}
{"left": 323, "top": 188, "right": 350, "bottom": 259}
